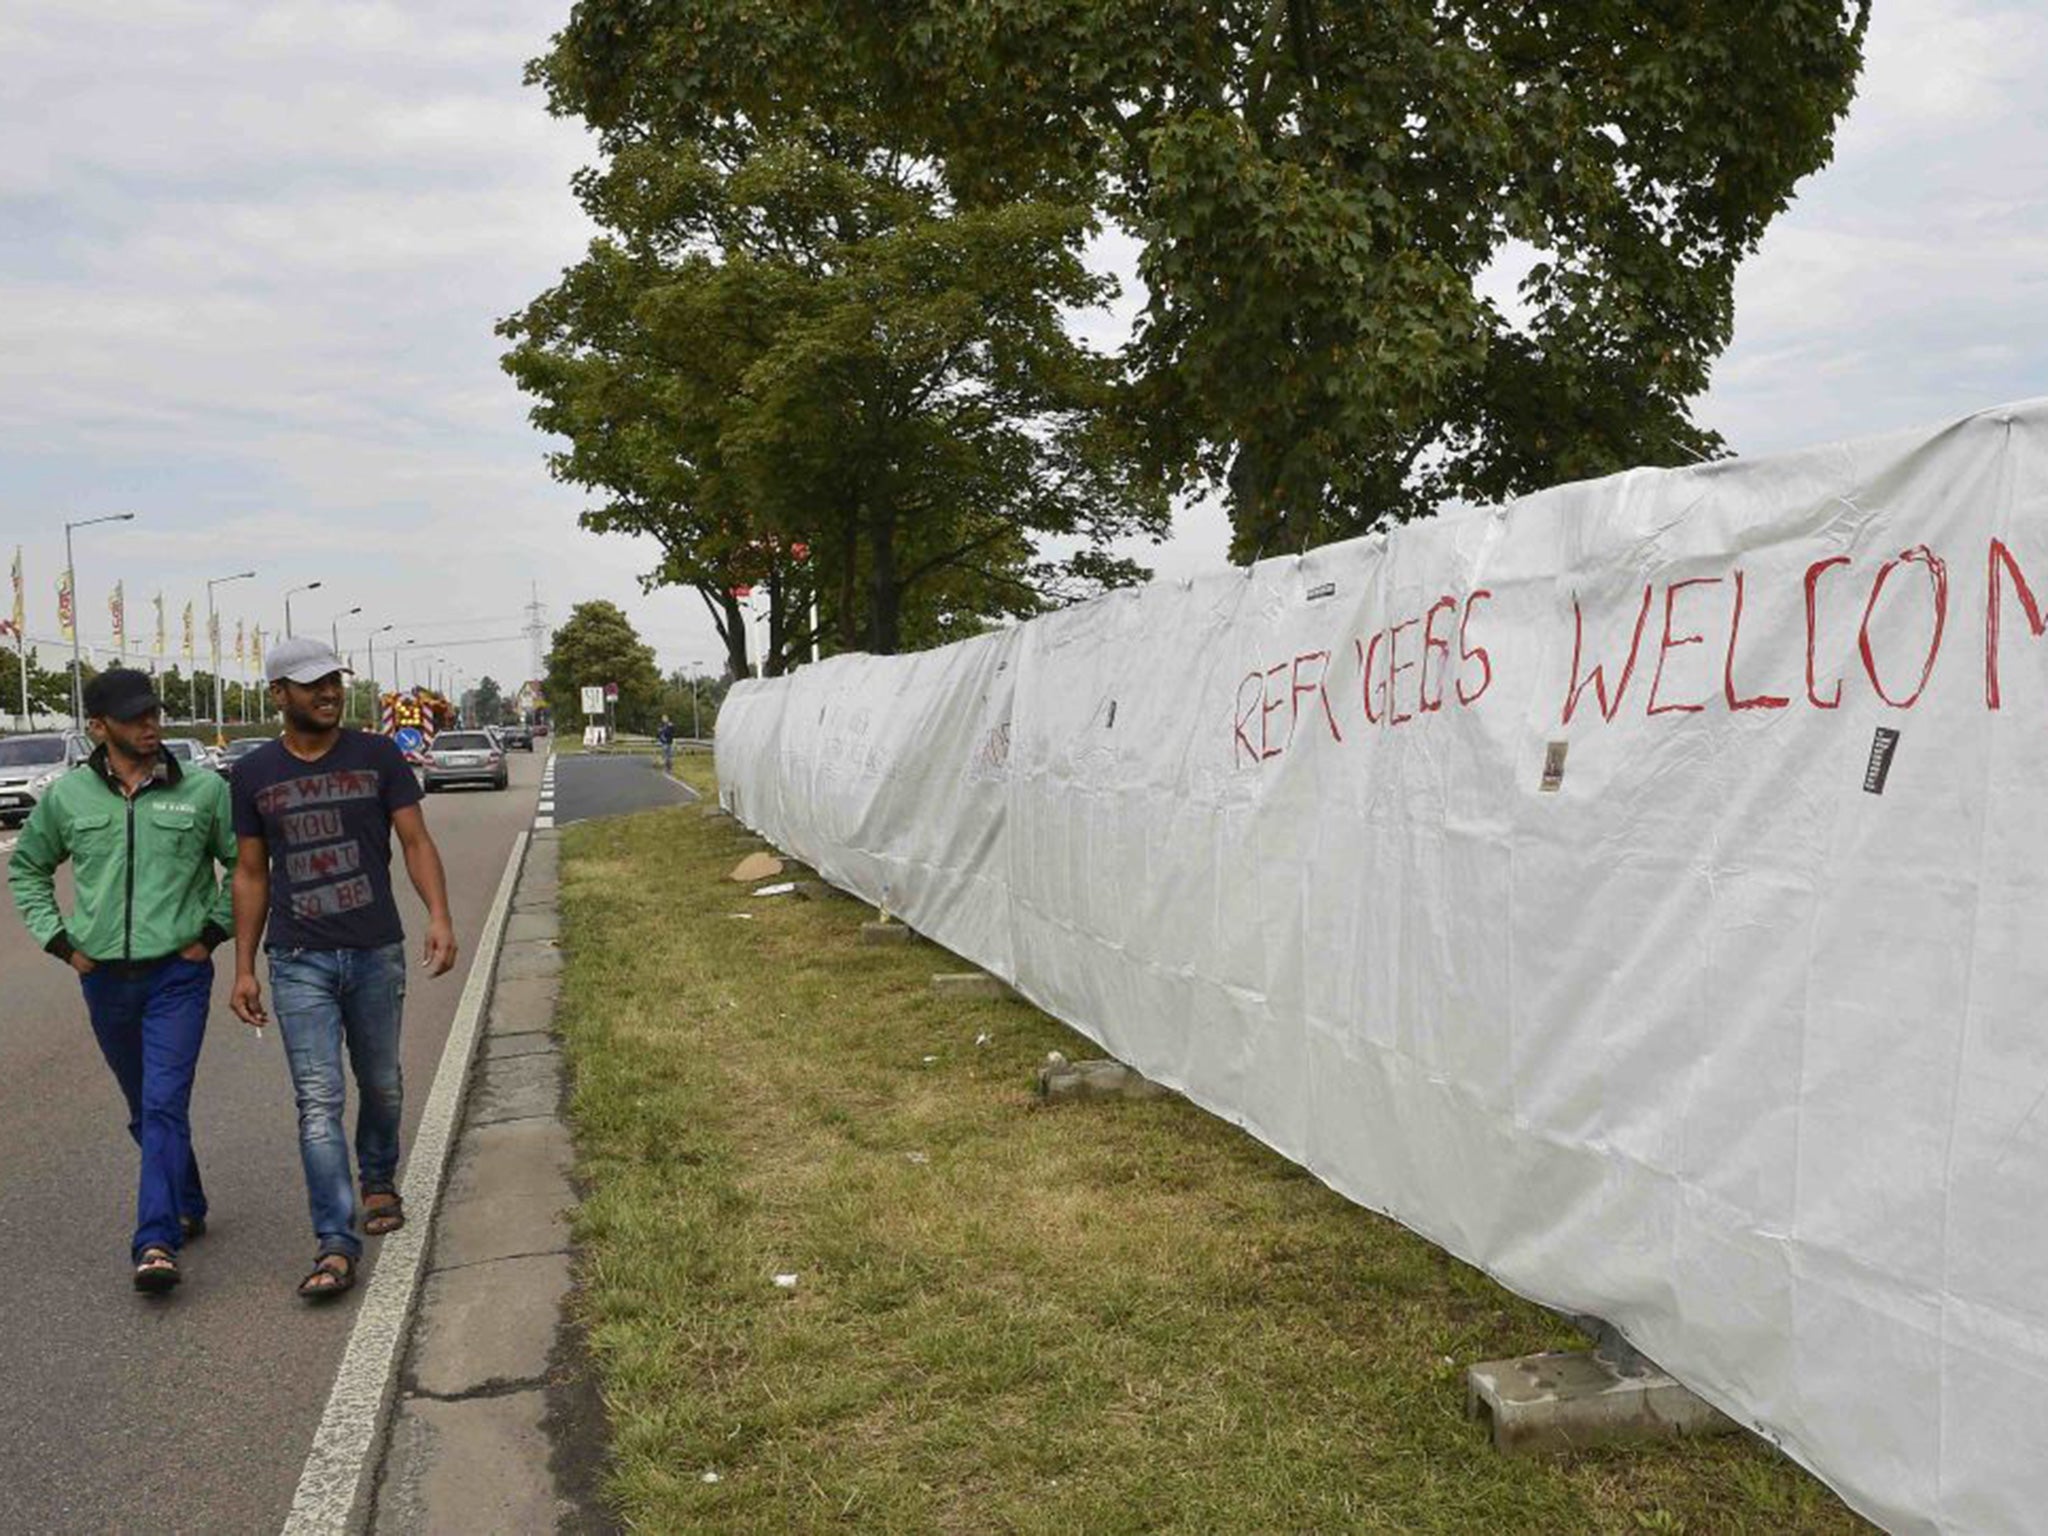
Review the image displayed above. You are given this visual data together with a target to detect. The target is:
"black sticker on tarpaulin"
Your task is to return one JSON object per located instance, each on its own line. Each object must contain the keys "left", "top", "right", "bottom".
{"left": 1306, "top": 581, "right": 1338, "bottom": 603}
{"left": 1864, "top": 728, "right": 1900, "bottom": 795}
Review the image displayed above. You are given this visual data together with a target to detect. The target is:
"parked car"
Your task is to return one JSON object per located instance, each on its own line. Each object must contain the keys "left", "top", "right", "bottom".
{"left": 421, "top": 731, "right": 508, "bottom": 792}
{"left": 0, "top": 731, "right": 92, "bottom": 827}
{"left": 500, "top": 723, "right": 535, "bottom": 751}
{"left": 218, "top": 736, "right": 272, "bottom": 784}
{"left": 161, "top": 738, "right": 216, "bottom": 772}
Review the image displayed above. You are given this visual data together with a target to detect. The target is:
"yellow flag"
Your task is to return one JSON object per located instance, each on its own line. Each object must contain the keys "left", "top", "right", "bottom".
{"left": 235, "top": 619, "right": 246, "bottom": 665}
{"left": 110, "top": 581, "right": 126, "bottom": 651}
{"left": 8, "top": 546, "right": 22, "bottom": 636}
{"left": 154, "top": 593, "right": 166, "bottom": 657}
{"left": 183, "top": 601, "right": 195, "bottom": 660}
{"left": 57, "top": 568, "right": 75, "bottom": 640}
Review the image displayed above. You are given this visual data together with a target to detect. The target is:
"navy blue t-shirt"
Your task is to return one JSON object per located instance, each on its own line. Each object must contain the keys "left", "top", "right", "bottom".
{"left": 230, "top": 730, "right": 425, "bottom": 950}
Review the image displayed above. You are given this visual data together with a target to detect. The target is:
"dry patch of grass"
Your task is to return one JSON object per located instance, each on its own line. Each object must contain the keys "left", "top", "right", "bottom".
{"left": 557, "top": 775, "right": 1867, "bottom": 1534}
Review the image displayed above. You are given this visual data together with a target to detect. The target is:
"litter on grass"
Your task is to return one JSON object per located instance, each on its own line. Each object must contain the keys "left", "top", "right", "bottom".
{"left": 772, "top": 1273, "right": 799, "bottom": 1289}
{"left": 975, "top": 1032, "right": 992, "bottom": 1047}
{"left": 751, "top": 882, "right": 797, "bottom": 896}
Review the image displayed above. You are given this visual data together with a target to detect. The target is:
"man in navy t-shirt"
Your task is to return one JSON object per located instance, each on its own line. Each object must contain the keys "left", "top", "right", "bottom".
{"left": 229, "top": 636, "right": 457, "bottom": 1300}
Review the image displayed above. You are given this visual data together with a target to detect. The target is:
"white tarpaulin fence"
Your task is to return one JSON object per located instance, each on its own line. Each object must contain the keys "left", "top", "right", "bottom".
{"left": 716, "top": 400, "right": 2048, "bottom": 1535}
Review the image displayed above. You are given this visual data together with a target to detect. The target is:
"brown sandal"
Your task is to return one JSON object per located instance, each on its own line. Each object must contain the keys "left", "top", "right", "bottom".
{"left": 362, "top": 1192, "right": 406, "bottom": 1237}
{"left": 297, "top": 1251, "right": 356, "bottom": 1300}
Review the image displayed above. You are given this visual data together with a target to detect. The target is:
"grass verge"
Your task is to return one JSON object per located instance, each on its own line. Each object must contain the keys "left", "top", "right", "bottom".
{"left": 557, "top": 772, "right": 1866, "bottom": 1534}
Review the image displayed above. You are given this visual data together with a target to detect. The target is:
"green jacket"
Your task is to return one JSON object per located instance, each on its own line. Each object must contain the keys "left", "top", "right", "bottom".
{"left": 7, "top": 747, "right": 235, "bottom": 966}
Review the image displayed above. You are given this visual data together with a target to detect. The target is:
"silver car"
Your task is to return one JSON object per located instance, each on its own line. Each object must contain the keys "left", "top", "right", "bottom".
{"left": 421, "top": 730, "right": 508, "bottom": 792}
{"left": 0, "top": 731, "right": 92, "bottom": 827}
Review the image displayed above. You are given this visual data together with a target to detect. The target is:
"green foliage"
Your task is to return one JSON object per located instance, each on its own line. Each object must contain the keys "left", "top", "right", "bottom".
{"left": 535, "top": 0, "right": 1872, "bottom": 558}
{"left": 470, "top": 676, "right": 508, "bottom": 728}
{"left": 544, "top": 600, "right": 664, "bottom": 732}
{"left": 507, "top": 41, "right": 1171, "bottom": 664}
{"left": 0, "top": 646, "right": 73, "bottom": 722}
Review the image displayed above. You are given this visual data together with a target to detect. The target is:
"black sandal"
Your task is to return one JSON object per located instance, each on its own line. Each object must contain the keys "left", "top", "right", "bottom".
{"left": 297, "top": 1252, "right": 357, "bottom": 1300}
{"left": 362, "top": 1192, "right": 406, "bottom": 1237}
{"left": 134, "top": 1246, "right": 181, "bottom": 1294}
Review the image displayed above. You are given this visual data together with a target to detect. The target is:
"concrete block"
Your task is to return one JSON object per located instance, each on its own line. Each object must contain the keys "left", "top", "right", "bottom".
{"left": 931, "top": 972, "right": 1017, "bottom": 1001}
{"left": 449, "top": 1117, "right": 575, "bottom": 1201}
{"left": 504, "top": 910, "right": 560, "bottom": 944}
{"left": 1465, "top": 1350, "right": 1738, "bottom": 1456}
{"left": 1037, "top": 1058, "right": 1174, "bottom": 1102}
{"left": 409, "top": 1252, "right": 574, "bottom": 1397}
{"left": 495, "top": 942, "right": 563, "bottom": 982}
{"left": 511, "top": 883, "right": 559, "bottom": 912}
{"left": 482, "top": 1030, "right": 556, "bottom": 1062}
{"left": 468, "top": 1050, "right": 563, "bottom": 1127}
{"left": 860, "top": 921, "right": 911, "bottom": 945}
{"left": 487, "top": 976, "right": 558, "bottom": 1036}
{"left": 375, "top": 1391, "right": 571, "bottom": 1536}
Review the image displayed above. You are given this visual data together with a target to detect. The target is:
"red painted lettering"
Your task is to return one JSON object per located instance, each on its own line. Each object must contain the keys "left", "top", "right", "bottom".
{"left": 1386, "top": 620, "right": 1419, "bottom": 726}
{"left": 1457, "top": 590, "right": 1494, "bottom": 706}
{"left": 1261, "top": 663, "right": 1289, "bottom": 758}
{"left": 1290, "top": 651, "right": 1344, "bottom": 744}
{"left": 1358, "top": 632, "right": 1387, "bottom": 725}
{"left": 1986, "top": 539, "right": 2047, "bottom": 709}
{"left": 1233, "top": 672, "right": 1262, "bottom": 766}
{"left": 1648, "top": 577, "right": 1721, "bottom": 715}
{"left": 1419, "top": 597, "right": 1457, "bottom": 712}
{"left": 1859, "top": 546, "right": 1947, "bottom": 708}
{"left": 1562, "top": 586, "right": 1655, "bottom": 725}
{"left": 1723, "top": 569, "right": 1789, "bottom": 711}
{"left": 1804, "top": 556, "right": 1851, "bottom": 709}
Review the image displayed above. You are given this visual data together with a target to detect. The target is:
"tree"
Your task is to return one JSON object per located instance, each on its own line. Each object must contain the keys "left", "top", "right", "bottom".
{"left": 509, "top": 58, "right": 1171, "bottom": 666}
{"left": 543, "top": 601, "right": 662, "bottom": 732}
{"left": 0, "top": 646, "right": 71, "bottom": 725}
{"left": 471, "top": 676, "right": 507, "bottom": 727}
{"left": 536, "top": 1, "right": 1872, "bottom": 559}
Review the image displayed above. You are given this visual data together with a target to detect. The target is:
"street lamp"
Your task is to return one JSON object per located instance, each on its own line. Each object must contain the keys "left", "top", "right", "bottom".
{"left": 206, "top": 570, "right": 256, "bottom": 736}
{"left": 63, "top": 513, "right": 136, "bottom": 721}
{"left": 362, "top": 622, "right": 393, "bottom": 726}
{"left": 284, "top": 580, "right": 323, "bottom": 638}
{"left": 326, "top": 605, "right": 361, "bottom": 719}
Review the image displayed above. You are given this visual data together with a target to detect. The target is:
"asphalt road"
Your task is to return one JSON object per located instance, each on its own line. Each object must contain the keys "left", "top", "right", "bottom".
{"left": 0, "top": 747, "right": 543, "bottom": 1535}
{"left": 548, "top": 749, "right": 698, "bottom": 825}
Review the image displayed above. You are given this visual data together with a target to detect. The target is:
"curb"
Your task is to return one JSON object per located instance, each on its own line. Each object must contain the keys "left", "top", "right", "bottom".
{"left": 363, "top": 825, "right": 606, "bottom": 1533}
{"left": 281, "top": 830, "right": 531, "bottom": 1535}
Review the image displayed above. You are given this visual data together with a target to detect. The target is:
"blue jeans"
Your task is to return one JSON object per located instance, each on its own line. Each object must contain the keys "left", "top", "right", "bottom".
{"left": 661, "top": 738, "right": 675, "bottom": 771}
{"left": 80, "top": 956, "right": 212, "bottom": 1262}
{"left": 268, "top": 943, "right": 407, "bottom": 1261}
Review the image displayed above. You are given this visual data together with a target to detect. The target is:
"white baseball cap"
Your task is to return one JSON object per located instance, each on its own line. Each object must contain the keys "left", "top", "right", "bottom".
{"left": 265, "top": 635, "right": 353, "bottom": 684}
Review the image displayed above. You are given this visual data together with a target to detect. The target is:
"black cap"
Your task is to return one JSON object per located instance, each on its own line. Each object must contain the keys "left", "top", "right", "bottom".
{"left": 82, "top": 667, "right": 162, "bottom": 722}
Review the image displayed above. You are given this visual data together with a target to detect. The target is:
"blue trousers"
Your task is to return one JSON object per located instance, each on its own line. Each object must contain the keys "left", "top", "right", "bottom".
{"left": 80, "top": 956, "right": 213, "bottom": 1262}
{"left": 269, "top": 943, "right": 407, "bottom": 1261}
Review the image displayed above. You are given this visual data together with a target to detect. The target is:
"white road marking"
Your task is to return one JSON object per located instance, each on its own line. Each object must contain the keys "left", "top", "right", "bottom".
{"left": 534, "top": 815, "right": 554, "bottom": 829}
{"left": 281, "top": 830, "right": 530, "bottom": 1535}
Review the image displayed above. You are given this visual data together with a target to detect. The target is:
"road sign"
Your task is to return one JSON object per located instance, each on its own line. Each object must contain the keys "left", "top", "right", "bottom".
{"left": 604, "top": 681, "right": 619, "bottom": 701}
{"left": 580, "top": 685, "right": 605, "bottom": 715}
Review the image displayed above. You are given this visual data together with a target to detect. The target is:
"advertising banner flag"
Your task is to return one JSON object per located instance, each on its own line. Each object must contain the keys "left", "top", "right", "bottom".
{"left": 153, "top": 592, "right": 166, "bottom": 657}
{"left": 182, "top": 601, "right": 195, "bottom": 661}
{"left": 57, "top": 569, "right": 74, "bottom": 640}
{"left": 234, "top": 619, "right": 245, "bottom": 666}
{"left": 208, "top": 610, "right": 219, "bottom": 660}
{"left": 109, "top": 581, "right": 125, "bottom": 654}
{"left": 8, "top": 546, "right": 22, "bottom": 637}
{"left": 252, "top": 625, "right": 264, "bottom": 673}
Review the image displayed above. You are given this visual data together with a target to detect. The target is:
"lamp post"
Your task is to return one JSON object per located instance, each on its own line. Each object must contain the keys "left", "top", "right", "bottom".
{"left": 63, "top": 513, "right": 136, "bottom": 722}
{"left": 326, "top": 605, "right": 361, "bottom": 719}
{"left": 363, "top": 622, "right": 393, "bottom": 726}
{"left": 206, "top": 570, "right": 256, "bottom": 736}
{"left": 283, "top": 580, "right": 322, "bottom": 639}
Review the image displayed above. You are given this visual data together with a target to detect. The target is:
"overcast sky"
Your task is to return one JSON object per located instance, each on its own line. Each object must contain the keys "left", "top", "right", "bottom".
{"left": 1, "top": 0, "right": 2042, "bottom": 705}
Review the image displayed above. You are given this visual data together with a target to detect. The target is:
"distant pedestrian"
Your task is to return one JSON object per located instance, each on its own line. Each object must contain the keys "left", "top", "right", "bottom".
{"left": 6, "top": 668, "right": 236, "bottom": 1294}
{"left": 227, "top": 637, "right": 458, "bottom": 1301}
{"left": 657, "top": 715, "right": 676, "bottom": 773}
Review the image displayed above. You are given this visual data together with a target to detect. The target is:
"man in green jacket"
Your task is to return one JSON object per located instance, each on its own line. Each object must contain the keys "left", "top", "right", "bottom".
{"left": 7, "top": 667, "right": 236, "bottom": 1294}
